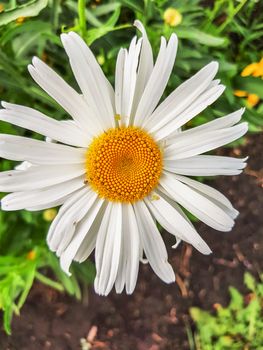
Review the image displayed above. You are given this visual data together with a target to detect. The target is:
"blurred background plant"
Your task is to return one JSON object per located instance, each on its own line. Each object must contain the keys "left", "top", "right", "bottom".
{"left": 0, "top": 0, "right": 262, "bottom": 337}
{"left": 189, "top": 273, "right": 263, "bottom": 350}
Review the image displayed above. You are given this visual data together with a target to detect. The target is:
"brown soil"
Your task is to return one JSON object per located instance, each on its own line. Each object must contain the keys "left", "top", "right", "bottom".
{"left": 0, "top": 133, "right": 262, "bottom": 350}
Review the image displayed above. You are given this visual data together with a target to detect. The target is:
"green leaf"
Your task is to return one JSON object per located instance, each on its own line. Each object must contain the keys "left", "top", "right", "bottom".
{"left": 0, "top": 273, "right": 25, "bottom": 335}
{"left": 118, "top": 0, "right": 143, "bottom": 13}
{"left": 74, "top": 261, "right": 96, "bottom": 285}
{"left": 229, "top": 287, "right": 243, "bottom": 310}
{"left": 3, "top": 298, "right": 13, "bottom": 335}
{"left": 65, "top": 0, "right": 102, "bottom": 27}
{"left": 104, "top": 5, "right": 121, "bottom": 27}
{"left": 17, "top": 263, "right": 36, "bottom": 309}
{"left": 175, "top": 28, "right": 227, "bottom": 47}
{"left": 0, "top": 20, "right": 51, "bottom": 46}
{"left": 245, "top": 109, "right": 263, "bottom": 129}
{"left": 35, "top": 271, "right": 64, "bottom": 292}
{"left": 14, "top": 31, "right": 45, "bottom": 58}
{"left": 190, "top": 307, "right": 204, "bottom": 321}
{"left": 84, "top": 6, "right": 132, "bottom": 45}
{"left": 244, "top": 272, "right": 256, "bottom": 292}
{"left": 0, "top": 0, "right": 48, "bottom": 26}
{"left": 92, "top": 2, "right": 121, "bottom": 17}
{"left": 234, "top": 76, "right": 263, "bottom": 99}
{"left": 86, "top": 24, "right": 131, "bottom": 46}
{"left": 46, "top": 253, "right": 80, "bottom": 297}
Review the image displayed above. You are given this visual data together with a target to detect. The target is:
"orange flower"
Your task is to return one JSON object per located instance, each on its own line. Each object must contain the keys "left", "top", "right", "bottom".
{"left": 247, "top": 94, "right": 260, "bottom": 107}
{"left": 235, "top": 58, "right": 262, "bottom": 108}
{"left": 241, "top": 58, "right": 263, "bottom": 78}
{"left": 16, "top": 17, "right": 26, "bottom": 24}
{"left": 27, "top": 250, "right": 36, "bottom": 260}
{"left": 234, "top": 90, "right": 247, "bottom": 98}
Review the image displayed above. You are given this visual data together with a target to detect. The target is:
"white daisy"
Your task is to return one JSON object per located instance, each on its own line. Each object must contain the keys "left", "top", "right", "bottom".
{"left": 0, "top": 21, "right": 247, "bottom": 296}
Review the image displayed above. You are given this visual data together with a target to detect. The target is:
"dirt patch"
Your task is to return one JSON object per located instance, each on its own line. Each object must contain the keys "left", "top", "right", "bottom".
{"left": 0, "top": 134, "right": 262, "bottom": 350}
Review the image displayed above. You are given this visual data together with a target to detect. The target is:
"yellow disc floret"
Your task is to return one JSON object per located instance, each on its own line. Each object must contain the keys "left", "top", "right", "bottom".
{"left": 85, "top": 126, "right": 162, "bottom": 203}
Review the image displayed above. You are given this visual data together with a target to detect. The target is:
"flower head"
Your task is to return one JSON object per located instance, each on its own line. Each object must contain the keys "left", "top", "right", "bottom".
{"left": 26, "top": 250, "right": 36, "bottom": 261}
{"left": 0, "top": 21, "right": 247, "bottom": 295}
{"left": 164, "top": 8, "right": 183, "bottom": 27}
{"left": 43, "top": 208, "right": 57, "bottom": 222}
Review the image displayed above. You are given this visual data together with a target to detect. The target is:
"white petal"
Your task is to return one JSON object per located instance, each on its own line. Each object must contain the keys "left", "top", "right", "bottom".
{"left": 133, "top": 20, "right": 154, "bottom": 89}
{"left": 164, "top": 122, "right": 248, "bottom": 160}
{"left": 94, "top": 203, "right": 112, "bottom": 288}
{"left": 114, "top": 231, "right": 126, "bottom": 294}
{"left": 209, "top": 79, "right": 220, "bottom": 88}
{"left": 26, "top": 193, "right": 72, "bottom": 211}
{"left": 0, "top": 134, "right": 86, "bottom": 164}
{"left": 28, "top": 57, "right": 102, "bottom": 136}
{"left": 94, "top": 202, "right": 122, "bottom": 296}
{"left": 143, "top": 62, "right": 219, "bottom": 132}
{"left": 166, "top": 108, "right": 245, "bottom": 145}
{"left": 145, "top": 191, "right": 211, "bottom": 254}
{"left": 115, "top": 37, "right": 142, "bottom": 125}
{"left": 172, "top": 174, "right": 239, "bottom": 219}
{"left": 133, "top": 34, "right": 178, "bottom": 126}
{"left": 56, "top": 192, "right": 95, "bottom": 256}
{"left": 164, "top": 155, "right": 247, "bottom": 176}
{"left": 59, "top": 195, "right": 105, "bottom": 275}
{"left": 55, "top": 190, "right": 100, "bottom": 256}
{"left": 152, "top": 84, "right": 225, "bottom": 141}
{"left": 129, "top": 20, "right": 153, "bottom": 121}
{"left": 160, "top": 172, "right": 235, "bottom": 231}
{"left": 15, "top": 161, "right": 31, "bottom": 171}
{"left": 0, "top": 163, "right": 85, "bottom": 192}
{"left": 125, "top": 204, "right": 140, "bottom": 294}
{"left": 1, "top": 177, "right": 84, "bottom": 211}
{"left": 133, "top": 200, "right": 175, "bottom": 283}
{"left": 115, "top": 48, "right": 125, "bottom": 119}
{"left": 0, "top": 102, "right": 90, "bottom": 147}
{"left": 47, "top": 187, "right": 89, "bottom": 247}
{"left": 61, "top": 32, "right": 115, "bottom": 129}
{"left": 118, "top": 37, "right": 142, "bottom": 125}
{"left": 74, "top": 205, "right": 106, "bottom": 263}
{"left": 180, "top": 108, "right": 245, "bottom": 137}
{"left": 68, "top": 32, "right": 115, "bottom": 108}
{"left": 48, "top": 188, "right": 98, "bottom": 256}
{"left": 115, "top": 204, "right": 140, "bottom": 294}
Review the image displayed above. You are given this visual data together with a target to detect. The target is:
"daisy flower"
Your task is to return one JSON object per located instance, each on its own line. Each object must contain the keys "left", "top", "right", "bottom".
{"left": 0, "top": 21, "right": 247, "bottom": 295}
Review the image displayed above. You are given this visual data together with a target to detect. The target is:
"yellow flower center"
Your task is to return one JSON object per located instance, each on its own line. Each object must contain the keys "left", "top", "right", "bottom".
{"left": 85, "top": 127, "right": 162, "bottom": 203}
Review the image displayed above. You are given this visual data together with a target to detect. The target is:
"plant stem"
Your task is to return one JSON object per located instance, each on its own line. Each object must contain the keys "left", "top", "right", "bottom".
{"left": 35, "top": 272, "right": 64, "bottom": 292}
{"left": 51, "top": 0, "right": 60, "bottom": 29}
{"left": 78, "top": 0, "right": 87, "bottom": 38}
{"left": 218, "top": 0, "right": 247, "bottom": 34}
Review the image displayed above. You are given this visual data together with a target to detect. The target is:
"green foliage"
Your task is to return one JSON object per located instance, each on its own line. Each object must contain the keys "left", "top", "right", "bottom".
{"left": 0, "top": 0, "right": 48, "bottom": 26}
{"left": 0, "top": 209, "right": 95, "bottom": 334}
{"left": 0, "top": 254, "right": 36, "bottom": 335}
{"left": 190, "top": 273, "right": 263, "bottom": 350}
{"left": 235, "top": 76, "right": 263, "bottom": 99}
{"left": 0, "top": 0, "right": 262, "bottom": 335}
